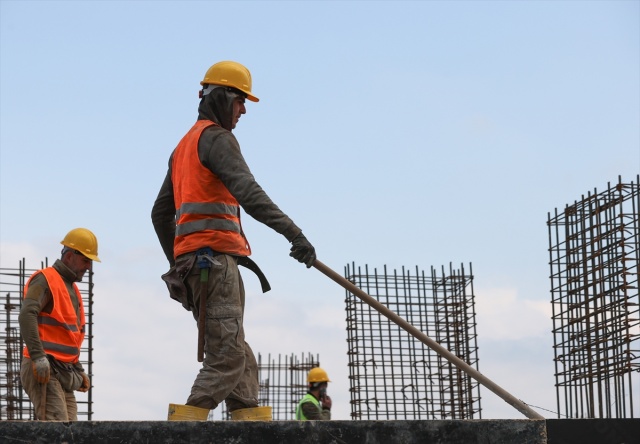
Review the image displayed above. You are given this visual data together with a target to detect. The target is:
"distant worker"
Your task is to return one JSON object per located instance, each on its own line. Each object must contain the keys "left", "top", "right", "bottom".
{"left": 296, "top": 367, "right": 332, "bottom": 420}
{"left": 19, "top": 228, "right": 100, "bottom": 420}
{"left": 152, "top": 60, "right": 316, "bottom": 421}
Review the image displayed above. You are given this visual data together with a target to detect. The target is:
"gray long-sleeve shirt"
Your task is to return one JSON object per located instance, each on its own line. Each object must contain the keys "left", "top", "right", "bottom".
{"left": 151, "top": 123, "right": 302, "bottom": 265}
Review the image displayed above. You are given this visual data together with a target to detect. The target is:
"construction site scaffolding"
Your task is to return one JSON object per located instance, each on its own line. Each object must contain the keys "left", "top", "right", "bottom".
{"left": 344, "top": 262, "right": 481, "bottom": 420}
{"left": 548, "top": 175, "right": 640, "bottom": 419}
{"left": 0, "top": 258, "right": 94, "bottom": 420}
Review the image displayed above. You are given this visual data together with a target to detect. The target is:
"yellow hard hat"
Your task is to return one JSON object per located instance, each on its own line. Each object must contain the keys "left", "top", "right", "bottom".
{"left": 60, "top": 228, "right": 101, "bottom": 262}
{"left": 200, "top": 61, "right": 259, "bottom": 102}
{"left": 307, "top": 367, "right": 330, "bottom": 383}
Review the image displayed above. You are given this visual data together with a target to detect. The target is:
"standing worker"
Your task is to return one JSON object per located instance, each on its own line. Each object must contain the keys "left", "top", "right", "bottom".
{"left": 19, "top": 228, "right": 99, "bottom": 420}
{"left": 296, "top": 367, "right": 332, "bottom": 420}
{"left": 152, "top": 60, "right": 316, "bottom": 421}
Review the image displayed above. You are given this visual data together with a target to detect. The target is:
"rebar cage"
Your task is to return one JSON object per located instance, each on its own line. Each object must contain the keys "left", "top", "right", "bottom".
{"left": 344, "top": 262, "right": 481, "bottom": 420}
{"left": 548, "top": 175, "right": 640, "bottom": 418}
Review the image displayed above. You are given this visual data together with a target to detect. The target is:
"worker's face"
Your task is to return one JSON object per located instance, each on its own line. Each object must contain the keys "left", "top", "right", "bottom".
{"left": 64, "top": 250, "right": 93, "bottom": 282}
{"left": 231, "top": 96, "right": 246, "bottom": 129}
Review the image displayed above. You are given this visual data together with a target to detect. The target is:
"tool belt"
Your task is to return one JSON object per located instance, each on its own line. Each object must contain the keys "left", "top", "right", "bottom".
{"left": 47, "top": 355, "right": 84, "bottom": 392}
{"left": 161, "top": 249, "right": 271, "bottom": 312}
{"left": 195, "top": 248, "right": 271, "bottom": 293}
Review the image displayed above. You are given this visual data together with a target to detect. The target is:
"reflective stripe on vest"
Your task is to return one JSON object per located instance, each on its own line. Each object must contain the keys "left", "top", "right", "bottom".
{"left": 172, "top": 120, "right": 251, "bottom": 258}
{"left": 22, "top": 267, "right": 85, "bottom": 363}
{"left": 296, "top": 393, "right": 321, "bottom": 420}
{"left": 175, "top": 202, "right": 241, "bottom": 236}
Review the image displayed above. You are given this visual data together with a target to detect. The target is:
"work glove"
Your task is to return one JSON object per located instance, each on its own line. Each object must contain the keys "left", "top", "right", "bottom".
{"left": 32, "top": 357, "right": 50, "bottom": 384}
{"left": 289, "top": 233, "right": 316, "bottom": 268}
{"left": 78, "top": 372, "right": 90, "bottom": 393}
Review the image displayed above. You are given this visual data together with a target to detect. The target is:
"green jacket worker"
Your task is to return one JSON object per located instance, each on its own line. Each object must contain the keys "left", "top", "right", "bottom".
{"left": 296, "top": 367, "right": 332, "bottom": 420}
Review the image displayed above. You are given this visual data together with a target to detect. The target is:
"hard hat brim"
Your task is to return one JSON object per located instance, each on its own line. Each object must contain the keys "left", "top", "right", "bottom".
{"left": 83, "top": 253, "right": 101, "bottom": 262}
{"left": 200, "top": 81, "right": 259, "bottom": 102}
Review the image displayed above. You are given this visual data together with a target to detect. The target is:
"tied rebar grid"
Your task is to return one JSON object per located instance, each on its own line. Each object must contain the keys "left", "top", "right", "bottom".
{"left": 344, "top": 262, "right": 481, "bottom": 420}
{"left": 213, "top": 352, "right": 319, "bottom": 420}
{"left": 0, "top": 258, "right": 94, "bottom": 420}
{"left": 548, "top": 175, "right": 640, "bottom": 419}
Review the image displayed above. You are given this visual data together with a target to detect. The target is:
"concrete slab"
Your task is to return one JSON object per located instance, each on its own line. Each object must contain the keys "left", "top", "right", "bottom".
{"left": 0, "top": 419, "right": 546, "bottom": 444}
{"left": 546, "top": 419, "right": 640, "bottom": 444}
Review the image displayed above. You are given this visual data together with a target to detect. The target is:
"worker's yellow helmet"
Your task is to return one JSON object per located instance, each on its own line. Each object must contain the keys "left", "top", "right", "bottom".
{"left": 307, "top": 367, "right": 330, "bottom": 383}
{"left": 60, "top": 228, "right": 101, "bottom": 262}
{"left": 200, "top": 61, "right": 259, "bottom": 102}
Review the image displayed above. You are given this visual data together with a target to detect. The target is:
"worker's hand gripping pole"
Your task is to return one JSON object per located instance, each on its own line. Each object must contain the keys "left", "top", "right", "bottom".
{"left": 312, "top": 259, "right": 544, "bottom": 420}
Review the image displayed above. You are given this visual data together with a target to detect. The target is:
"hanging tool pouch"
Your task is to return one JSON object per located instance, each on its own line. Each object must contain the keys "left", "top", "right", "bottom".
{"left": 49, "top": 357, "right": 84, "bottom": 392}
{"left": 161, "top": 254, "right": 197, "bottom": 312}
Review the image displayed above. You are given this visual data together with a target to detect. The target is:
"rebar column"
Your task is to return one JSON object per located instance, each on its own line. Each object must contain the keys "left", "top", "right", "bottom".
{"left": 548, "top": 175, "right": 640, "bottom": 419}
{"left": 344, "top": 262, "right": 481, "bottom": 420}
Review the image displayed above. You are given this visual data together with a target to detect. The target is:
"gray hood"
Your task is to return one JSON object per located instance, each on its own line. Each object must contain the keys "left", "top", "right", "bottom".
{"left": 197, "top": 87, "right": 240, "bottom": 131}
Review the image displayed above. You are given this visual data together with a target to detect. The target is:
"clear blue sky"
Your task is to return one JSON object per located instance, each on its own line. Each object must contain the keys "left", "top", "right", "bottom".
{"left": 1, "top": 0, "right": 638, "bottom": 420}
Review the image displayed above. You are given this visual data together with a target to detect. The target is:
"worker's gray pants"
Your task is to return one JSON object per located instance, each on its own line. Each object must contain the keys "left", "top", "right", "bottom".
{"left": 20, "top": 357, "right": 78, "bottom": 421}
{"left": 184, "top": 254, "right": 259, "bottom": 412}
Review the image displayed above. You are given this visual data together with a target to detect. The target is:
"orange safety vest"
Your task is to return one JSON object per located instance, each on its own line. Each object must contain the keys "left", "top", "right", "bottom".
{"left": 172, "top": 119, "right": 251, "bottom": 258}
{"left": 22, "top": 267, "right": 85, "bottom": 363}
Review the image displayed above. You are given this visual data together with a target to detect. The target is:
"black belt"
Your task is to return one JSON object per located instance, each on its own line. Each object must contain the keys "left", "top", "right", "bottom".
{"left": 194, "top": 248, "right": 271, "bottom": 293}
{"left": 237, "top": 256, "right": 271, "bottom": 293}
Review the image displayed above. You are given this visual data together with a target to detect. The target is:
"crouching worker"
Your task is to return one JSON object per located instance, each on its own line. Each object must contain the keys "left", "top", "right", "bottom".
{"left": 19, "top": 228, "right": 100, "bottom": 420}
{"left": 296, "top": 367, "right": 332, "bottom": 420}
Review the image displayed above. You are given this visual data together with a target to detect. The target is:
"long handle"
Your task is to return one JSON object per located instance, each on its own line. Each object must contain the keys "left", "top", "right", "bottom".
{"left": 39, "top": 382, "right": 47, "bottom": 420}
{"left": 312, "top": 259, "right": 544, "bottom": 420}
{"left": 197, "top": 293, "right": 206, "bottom": 362}
{"left": 197, "top": 268, "right": 209, "bottom": 363}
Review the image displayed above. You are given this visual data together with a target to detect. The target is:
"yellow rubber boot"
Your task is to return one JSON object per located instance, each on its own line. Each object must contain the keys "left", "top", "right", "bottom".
{"left": 230, "top": 406, "right": 272, "bottom": 421}
{"left": 167, "top": 403, "right": 210, "bottom": 421}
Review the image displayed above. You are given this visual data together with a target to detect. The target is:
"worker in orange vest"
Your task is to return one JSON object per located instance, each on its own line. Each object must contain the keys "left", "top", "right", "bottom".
{"left": 19, "top": 228, "right": 100, "bottom": 420}
{"left": 153, "top": 60, "right": 316, "bottom": 421}
{"left": 296, "top": 367, "right": 332, "bottom": 420}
